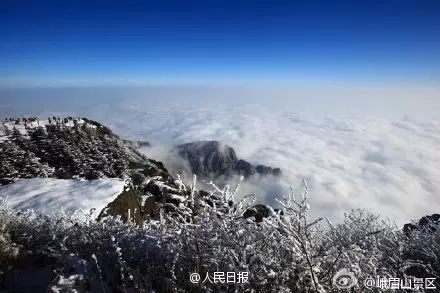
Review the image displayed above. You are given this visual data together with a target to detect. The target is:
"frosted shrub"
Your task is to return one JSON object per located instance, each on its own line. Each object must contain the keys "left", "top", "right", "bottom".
{"left": 403, "top": 221, "right": 440, "bottom": 289}
{"left": 0, "top": 179, "right": 438, "bottom": 292}
{"left": 148, "top": 177, "right": 262, "bottom": 291}
{"left": 0, "top": 221, "right": 19, "bottom": 277}
{"left": 319, "top": 210, "right": 404, "bottom": 291}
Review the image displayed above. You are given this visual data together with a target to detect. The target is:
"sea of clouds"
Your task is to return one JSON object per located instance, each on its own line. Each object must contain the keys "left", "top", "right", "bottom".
{"left": 74, "top": 99, "right": 439, "bottom": 226}
{"left": 1, "top": 90, "right": 439, "bottom": 226}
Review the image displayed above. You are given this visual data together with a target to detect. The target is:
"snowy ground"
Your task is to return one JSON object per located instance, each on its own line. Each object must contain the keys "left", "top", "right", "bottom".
{"left": 0, "top": 178, "right": 125, "bottom": 218}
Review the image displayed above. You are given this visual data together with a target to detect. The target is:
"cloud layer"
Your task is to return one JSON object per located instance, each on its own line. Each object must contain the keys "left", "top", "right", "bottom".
{"left": 1, "top": 94, "right": 439, "bottom": 226}
{"left": 75, "top": 101, "right": 439, "bottom": 226}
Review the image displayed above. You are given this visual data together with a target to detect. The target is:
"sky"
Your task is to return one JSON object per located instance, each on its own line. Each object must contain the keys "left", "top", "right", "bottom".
{"left": 1, "top": 0, "right": 440, "bottom": 87}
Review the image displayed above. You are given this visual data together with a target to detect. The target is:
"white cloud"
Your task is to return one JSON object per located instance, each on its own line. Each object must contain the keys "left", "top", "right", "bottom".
{"left": 79, "top": 101, "right": 440, "bottom": 226}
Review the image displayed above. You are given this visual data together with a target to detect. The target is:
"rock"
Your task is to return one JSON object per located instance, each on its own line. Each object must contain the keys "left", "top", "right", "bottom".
{"left": 419, "top": 213, "right": 440, "bottom": 229}
{"left": 243, "top": 204, "right": 272, "bottom": 222}
{"left": 402, "top": 213, "right": 440, "bottom": 278}
{"left": 236, "top": 159, "right": 256, "bottom": 176}
{"left": 177, "top": 140, "right": 281, "bottom": 179}
{"left": 403, "top": 213, "right": 440, "bottom": 236}
{"left": 403, "top": 223, "right": 419, "bottom": 236}
{"left": 177, "top": 141, "right": 237, "bottom": 178}
{"left": 98, "top": 184, "right": 145, "bottom": 224}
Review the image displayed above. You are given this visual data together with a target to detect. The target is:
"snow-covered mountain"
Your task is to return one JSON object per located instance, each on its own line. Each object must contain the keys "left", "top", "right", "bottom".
{"left": 0, "top": 117, "right": 190, "bottom": 222}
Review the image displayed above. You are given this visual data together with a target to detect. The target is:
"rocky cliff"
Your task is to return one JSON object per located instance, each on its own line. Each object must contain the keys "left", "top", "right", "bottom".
{"left": 177, "top": 140, "right": 281, "bottom": 179}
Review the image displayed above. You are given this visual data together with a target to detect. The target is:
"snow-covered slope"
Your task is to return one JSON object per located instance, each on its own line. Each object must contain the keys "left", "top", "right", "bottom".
{"left": 0, "top": 117, "right": 191, "bottom": 222}
{"left": 0, "top": 178, "right": 125, "bottom": 218}
{"left": 0, "top": 117, "right": 129, "bottom": 183}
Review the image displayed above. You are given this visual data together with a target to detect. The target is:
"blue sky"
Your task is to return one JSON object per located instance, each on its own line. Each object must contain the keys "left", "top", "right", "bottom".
{"left": 1, "top": 0, "right": 440, "bottom": 86}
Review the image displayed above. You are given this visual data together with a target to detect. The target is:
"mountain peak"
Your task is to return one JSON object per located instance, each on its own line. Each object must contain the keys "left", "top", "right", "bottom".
{"left": 177, "top": 140, "right": 281, "bottom": 179}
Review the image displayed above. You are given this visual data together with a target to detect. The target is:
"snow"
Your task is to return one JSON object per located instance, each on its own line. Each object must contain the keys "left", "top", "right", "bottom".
{"left": 0, "top": 118, "right": 89, "bottom": 141}
{"left": 154, "top": 180, "right": 180, "bottom": 192}
{"left": 50, "top": 274, "right": 85, "bottom": 293}
{"left": 0, "top": 178, "right": 125, "bottom": 218}
{"left": 169, "top": 193, "right": 187, "bottom": 202}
